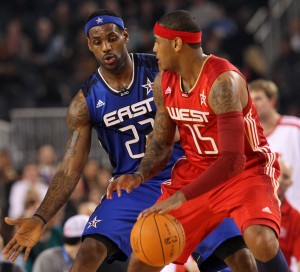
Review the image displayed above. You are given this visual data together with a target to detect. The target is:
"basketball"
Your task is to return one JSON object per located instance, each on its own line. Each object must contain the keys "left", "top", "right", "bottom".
{"left": 130, "top": 213, "right": 186, "bottom": 267}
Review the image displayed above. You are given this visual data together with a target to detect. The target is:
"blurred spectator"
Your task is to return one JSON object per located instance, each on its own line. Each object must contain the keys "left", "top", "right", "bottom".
{"left": 63, "top": 179, "right": 87, "bottom": 222}
{"left": 242, "top": 44, "right": 268, "bottom": 81}
{"left": 287, "top": 17, "right": 300, "bottom": 54}
{"left": 37, "top": 144, "right": 57, "bottom": 185}
{"left": 0, "top": 148, "right": 18, "bottom": 217}
{"left": 249, "top": 79, "right": 300, "bottom": 211}
{"left": 8, "top": 163, "right": 47, "bottom": 219}
{"left": 277, "top": 160, "right": 300, "bottom": 272}
{"left": 82, "top": 159, "right": 101, "bottom": 193}
{"left": 32, "top": 214, "right": 89, "bottom": 272}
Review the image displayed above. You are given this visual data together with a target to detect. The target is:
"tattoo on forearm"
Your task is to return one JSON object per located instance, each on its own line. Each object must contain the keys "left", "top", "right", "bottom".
{"left": 37, "top": 172, "right": 76, "bottom": 221}
{"left": 139, "top": 111, "right": 173, "bottom": 179}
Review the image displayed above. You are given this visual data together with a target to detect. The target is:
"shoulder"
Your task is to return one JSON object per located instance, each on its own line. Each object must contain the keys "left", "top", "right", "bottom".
{"left": 67, "top": 91, "right": 90, "bottom": 128}
{"left": 279, "top": 115, "right": 300, "bottom": 129}
{"left": 205, "top": 55, "right": 245, "bottom": 86}
{"left": 81, "top": 71, "right": 99, "bottom": 97}
{"left": 133, "top": 53, "right": 159, "bottom": 72}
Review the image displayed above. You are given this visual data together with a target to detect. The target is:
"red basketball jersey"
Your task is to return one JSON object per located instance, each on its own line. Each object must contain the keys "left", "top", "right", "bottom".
{"left": 161, "top": 55, "right": 277, "bottom": 174}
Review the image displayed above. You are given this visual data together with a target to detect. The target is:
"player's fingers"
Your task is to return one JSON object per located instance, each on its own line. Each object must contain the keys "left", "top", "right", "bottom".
{"left": 23, "top": 247, "right": 32, "bottom": 262}
{"left": 106, "top": 183, "right": 114, "bottom": 199}
{"left": 10, "top": 246, "right": 24, "bottom": 263}
{"left": 126, "top": 182, "right": 136, "bottom": 194}
{"left": 4, "top": 241, "right": 20, "bottom": 261}
{"left": 158, "top": 207, "right": 168, "bottom": 214}
{"left": 4, "top": 217, "right": 20, "bottom": 226}
{"left": 116, "top": 181, "right": 122, "bottom": 197}
{"left": 2, "top": 238, "right": 16, "bottom": 254}
{"left": 138, "top": 207, "right": 158, "bottom": 219}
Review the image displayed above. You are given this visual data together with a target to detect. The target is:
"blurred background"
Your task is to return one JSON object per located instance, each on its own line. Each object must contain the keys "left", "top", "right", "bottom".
{"left": 0, "top": 0, "right": 299, "bottom": 271}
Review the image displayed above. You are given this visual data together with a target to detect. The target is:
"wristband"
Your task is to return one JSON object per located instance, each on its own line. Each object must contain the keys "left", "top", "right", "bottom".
{"left": 134, "top": 172, "right": 144, "bottom": 185}
{"left": 33, "top": 213, "right": 47, "bottom": 225}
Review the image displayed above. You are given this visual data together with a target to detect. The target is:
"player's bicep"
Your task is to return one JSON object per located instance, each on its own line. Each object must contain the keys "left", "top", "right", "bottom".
{"left": 61, "top": 91, "right": 92, "bottom": 178}
{"left": 208, "top": 71, "right": 246, "bottom": 115}
{"left": 152, "top": 72, "right": 176, "bottom": 145}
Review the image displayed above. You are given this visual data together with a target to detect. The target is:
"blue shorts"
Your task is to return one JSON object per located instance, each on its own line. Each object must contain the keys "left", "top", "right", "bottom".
{"left": 82, "top": 179, "right": 162, "bottom": 262}
{"left": 194, "top": 218, "right": 241, "bottom": 272}
{"left": 82, "top": 181, "right": 242, "bottom": 267}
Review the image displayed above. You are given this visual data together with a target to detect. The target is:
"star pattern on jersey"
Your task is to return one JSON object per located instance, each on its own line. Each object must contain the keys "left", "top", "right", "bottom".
{"left": 200, "top": 89, "right": 207, "bottom": 106}
{"left": 141, "top": 78, "right": 153, "bottom": 95}
{"left": 96, "top": 17, "right": 103, "bottom": 24}
{"left": 87, "top": 216, "right": 102, "bottom": 229}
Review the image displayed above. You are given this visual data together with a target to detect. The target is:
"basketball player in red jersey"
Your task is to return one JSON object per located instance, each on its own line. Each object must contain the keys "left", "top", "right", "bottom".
{"left": 107, "top": 10, "right": 290, "bottom": 272}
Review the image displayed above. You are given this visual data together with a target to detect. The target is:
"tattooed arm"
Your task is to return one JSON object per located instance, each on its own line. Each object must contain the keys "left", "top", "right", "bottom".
{"left": 106, "top": 72, "right": 176, "bottom": 198}
{"left": 209, "top": 71, "right": 248, "bottom": 115}
{"left": 136, "top": 72, "right": 176, "bottom": 179}
{"left": 36, "top": 91, "right": 92, "bottom": 221}
{"left": 2, "top": 90, "right": 92, "bottom": 262}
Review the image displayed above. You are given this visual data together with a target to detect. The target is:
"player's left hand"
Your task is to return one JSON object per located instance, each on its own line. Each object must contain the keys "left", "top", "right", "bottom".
{"left": 106, "top": 173, "right": 142, "bottom": 199}
{"left": 138, "top": 191, "right": 187, "bottom": 219}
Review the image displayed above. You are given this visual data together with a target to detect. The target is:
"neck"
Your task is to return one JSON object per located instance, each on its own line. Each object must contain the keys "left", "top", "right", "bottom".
{"left": 259, "top": 110, "right": 280, "bottom": 136}
{"left": 99, "top": 53, "right": 133, "bottom": 92}
{"left": 179, "top": 51, "right": 207, "bottom": 92}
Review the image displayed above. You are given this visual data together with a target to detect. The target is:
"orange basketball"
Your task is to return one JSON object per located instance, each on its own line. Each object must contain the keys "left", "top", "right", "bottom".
{"left": 130, "top": 213, "right": 186, "bottom": 267}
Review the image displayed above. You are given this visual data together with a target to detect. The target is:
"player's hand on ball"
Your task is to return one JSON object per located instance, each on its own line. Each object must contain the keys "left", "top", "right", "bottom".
{"left": 138, "top": 191, "right": 187, "bottom": 219}
{"left": 106, "top": 173, "right": 142, "bottom": 199}
{"left": 2, "top": 217, "right": 45, "bottom": 263}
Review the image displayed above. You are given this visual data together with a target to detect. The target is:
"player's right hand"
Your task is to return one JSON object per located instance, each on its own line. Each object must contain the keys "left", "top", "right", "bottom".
{"left": 106, "top": 173, "right": 142, "bottom": 199}
{"left": 2, "top": 216, "right": 45, "bottom": 263}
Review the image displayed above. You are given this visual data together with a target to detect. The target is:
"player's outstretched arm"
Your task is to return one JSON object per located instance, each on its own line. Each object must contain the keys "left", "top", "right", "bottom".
{"left": 107, "top": 72, "right": 176, "bottom": 198}
{"left": 2, "top": 90, "right": 92, "bottom": 262}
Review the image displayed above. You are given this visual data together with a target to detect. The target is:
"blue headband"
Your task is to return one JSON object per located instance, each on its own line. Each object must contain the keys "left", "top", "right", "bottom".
{"left": 85, "top": 15, "right": 125, "bottom": 36}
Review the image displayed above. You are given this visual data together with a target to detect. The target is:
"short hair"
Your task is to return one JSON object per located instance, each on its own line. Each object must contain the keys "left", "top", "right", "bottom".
{"left": 248, "top": 79, "right": 279, "bottom": 100}
{"left": 157, "top": 10, "right": 201, "bottom": 33}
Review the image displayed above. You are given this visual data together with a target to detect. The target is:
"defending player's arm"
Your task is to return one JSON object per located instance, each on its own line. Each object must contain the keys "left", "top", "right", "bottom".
{"left": 2, "top": 91, "right": 92, "bottom": 262}
{"left": 106, "top": 72, "right": 176, "bottom": 198}
{"left": 35, "top": 91, "right": 92, "bottom": 221}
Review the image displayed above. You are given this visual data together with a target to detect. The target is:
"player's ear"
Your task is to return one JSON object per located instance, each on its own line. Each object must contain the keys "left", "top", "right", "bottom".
{"left": 87, "top": 37, "right": 93, "bottom": 52}
{"left": 123, "top": 28, "right": 129, "bottom": 43}
{"left": 173, "top": 37, "right": 183, "bottom": 52}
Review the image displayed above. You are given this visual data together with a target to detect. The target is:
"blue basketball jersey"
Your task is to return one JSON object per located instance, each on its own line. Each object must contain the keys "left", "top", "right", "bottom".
{"left": 82, "top": 53, "right": 183, "bottom": 180}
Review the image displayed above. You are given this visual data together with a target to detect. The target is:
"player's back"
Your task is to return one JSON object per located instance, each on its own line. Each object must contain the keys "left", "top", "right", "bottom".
{"left": 82, "top": 53, "right": 183, "bottom": 181}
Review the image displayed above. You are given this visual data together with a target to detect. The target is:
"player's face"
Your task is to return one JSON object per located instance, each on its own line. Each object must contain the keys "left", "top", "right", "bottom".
{"left": 277, "top": 162, "right": 292, "bottom": 199}
{"left": 153, "top": 35, "right": 176, "bottom": 71}
{"left": 87, "top": 24, "right": 129, "bottom": 72}
{"left": 250, "top": 89, "right": 274, "bottom": 120}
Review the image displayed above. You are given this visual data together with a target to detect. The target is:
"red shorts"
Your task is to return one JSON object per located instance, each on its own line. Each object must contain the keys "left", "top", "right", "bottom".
{"left": 158, "top": 157, "right": 281, "bottom": 264}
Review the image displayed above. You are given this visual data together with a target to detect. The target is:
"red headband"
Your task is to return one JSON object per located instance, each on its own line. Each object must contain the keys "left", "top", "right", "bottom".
{"left": 153, "top": 22, "right": 202, "bottom": 43}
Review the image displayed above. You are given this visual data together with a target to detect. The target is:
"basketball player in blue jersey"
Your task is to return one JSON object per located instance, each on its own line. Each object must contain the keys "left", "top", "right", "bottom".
{"left": 2, "top": 9, "right": 256, "bottom": 272}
